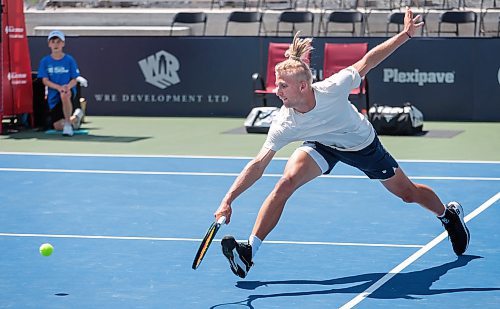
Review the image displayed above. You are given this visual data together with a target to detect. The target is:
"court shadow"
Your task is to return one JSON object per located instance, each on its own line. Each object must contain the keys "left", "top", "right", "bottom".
{"left": 211, "top": 255, "right": 500, "bottom": 308}
{"left": 2, "top": 130, "right": 150, "bottom": 143}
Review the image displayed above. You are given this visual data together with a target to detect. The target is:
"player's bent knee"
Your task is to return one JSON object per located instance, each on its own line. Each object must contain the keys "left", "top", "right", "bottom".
{"left": 274, "top": 177, "right": 296, "bottom": 199}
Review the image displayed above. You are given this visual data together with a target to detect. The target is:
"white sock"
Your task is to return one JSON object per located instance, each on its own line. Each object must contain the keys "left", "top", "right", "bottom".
{"left": 248, "top": 235, "right": 262, "bottom": 259}
{"left": 438, "top": 204, "right": 447, "bottom": 218}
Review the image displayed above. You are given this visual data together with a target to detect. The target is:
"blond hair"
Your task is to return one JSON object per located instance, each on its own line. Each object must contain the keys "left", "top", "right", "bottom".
{"left": 275, "top": 32, "right": 314, "bottom": 84}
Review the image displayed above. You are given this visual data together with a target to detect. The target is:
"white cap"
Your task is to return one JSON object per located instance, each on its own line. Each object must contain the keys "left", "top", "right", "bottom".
{"left": 48, "top": 30, "right": 65, "bottom": 42}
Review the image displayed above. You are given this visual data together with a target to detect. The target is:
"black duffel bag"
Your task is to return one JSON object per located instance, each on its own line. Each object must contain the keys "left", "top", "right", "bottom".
{"left": 368, "top": 103, "right": 424, "bottom": 135}
{"left": 244, "top": 107, "right": 280, "bottom": 134}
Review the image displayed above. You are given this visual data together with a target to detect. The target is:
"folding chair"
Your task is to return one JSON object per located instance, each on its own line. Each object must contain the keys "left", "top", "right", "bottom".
{"left": 323, "top": 43, "right": 369, "bottom": 112}
{"left": 438, "top": 10, "right": 477, "bottom": 36}
{"left": 479, "top": 0, "right": 500, "bottom": 36}
{"left": 170, "top": 12, "right": 207, "bottom": 36}
{"left": 224, "top": 11, "right": 263, "bottom": 35}
{"left": 276, "top": 11, "right": 315, "bottom": 36}
{"left": 211, "top": 0, "right": 249, "bottom": 9}
{"left": 252, "top": 42, "right": 311, "bottom": 106}
{"left": 386, "top": 12, "right": 406, "bottom": 36}
{"left": 320, "top": 10, "right": 365, "bottom": 36}
{"left": 261, "top": 0, "right": 295, "bottom": 10}
{"left": 439, "top": 0, "right": 468, "bottom": 9}
{"left": 360, "top": 0, "right": 404, "bottom": 35}
{"left": 386, "top": 11, "right": 426, "bottom": 36}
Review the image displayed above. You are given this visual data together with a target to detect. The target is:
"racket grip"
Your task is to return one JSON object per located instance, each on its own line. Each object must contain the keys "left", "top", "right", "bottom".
{"left": 217, "top": 216, "right": 226, "bottom": 225}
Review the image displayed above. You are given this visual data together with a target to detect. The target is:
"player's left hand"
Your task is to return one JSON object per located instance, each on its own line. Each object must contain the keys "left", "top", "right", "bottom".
{"left": 404, "top": 6, "right": 424, "bottom": 38}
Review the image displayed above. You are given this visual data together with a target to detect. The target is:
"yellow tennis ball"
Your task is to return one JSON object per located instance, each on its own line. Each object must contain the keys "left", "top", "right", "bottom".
{"left": 39, "top": 243, "right": 54, "bottom": 257}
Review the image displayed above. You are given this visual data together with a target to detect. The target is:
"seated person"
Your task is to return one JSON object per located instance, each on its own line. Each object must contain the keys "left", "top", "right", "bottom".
{"left": 37, "top": 30, "right": 83, "bottom": 136}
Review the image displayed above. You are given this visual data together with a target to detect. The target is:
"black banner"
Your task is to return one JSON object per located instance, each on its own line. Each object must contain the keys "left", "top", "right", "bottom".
{"left": 28, "top": 36, "right": 500, "bottom": 121}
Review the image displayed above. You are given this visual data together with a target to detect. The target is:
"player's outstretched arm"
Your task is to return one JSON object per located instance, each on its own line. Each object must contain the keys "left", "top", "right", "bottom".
{"left": 214, "top": 147, "right": 276, "bottom": 224}
{"left": 353, "top": 7, "right": 424, "bottom": 77}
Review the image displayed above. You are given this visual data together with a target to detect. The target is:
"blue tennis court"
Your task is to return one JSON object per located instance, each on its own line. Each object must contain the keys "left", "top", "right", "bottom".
{"left": 0, "top": 152, "right": 499, "bottom": 308}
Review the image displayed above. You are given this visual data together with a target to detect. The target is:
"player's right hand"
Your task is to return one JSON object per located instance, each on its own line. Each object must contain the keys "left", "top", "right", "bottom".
{"left": 215, "top": 200, "right": 232, "bottom": 224}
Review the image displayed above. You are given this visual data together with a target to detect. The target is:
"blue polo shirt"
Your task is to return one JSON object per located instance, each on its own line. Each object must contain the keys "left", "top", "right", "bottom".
{"left": 37, "top": 54, "right": 80, "bottom": 109}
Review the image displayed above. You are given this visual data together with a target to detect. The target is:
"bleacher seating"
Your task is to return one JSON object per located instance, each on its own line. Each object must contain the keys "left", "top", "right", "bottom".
{"left": 30, "top": 0, "right": 489, "bottom": 9}
{"left": 437, "top": 10, "right": 477, "bottom": 36}
{"left": 170, "top": 12, "right": 208, "bottom": 35}
{"left": 24, "top": 0, "right": 499, "bottom": 37}
{"left": 319, "top": 10, "right": 366, "bottom": 36}
{"left": 479, "top": 0, "right": 500, "bottom": 35}
{"left": 224, "top": 11, "right": 264, "bottom": 35}
{"left": 276, "top": 10, "right": 315, "bottom": 36}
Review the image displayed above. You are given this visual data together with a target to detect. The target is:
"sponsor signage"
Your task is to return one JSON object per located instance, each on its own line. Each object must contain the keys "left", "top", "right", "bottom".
{"left": 27, "top": 36, "right": 500, "bottom": 121}
{"left": 86, "top": 38, "right": 258, "bottom": 116}
{"left": 1, "top": 0, "right": 33, "bottom": 118}
{"left": 383, "top": 68, "right": 455, "bottom": 86}
{"left": 370, "top": 38, "right": 499, "bottom": 121}
{"left": 138, "top": 50, "right": 180, "bottom": 89}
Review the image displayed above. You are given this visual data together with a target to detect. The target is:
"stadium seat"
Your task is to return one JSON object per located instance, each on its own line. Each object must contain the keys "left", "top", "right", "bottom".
{"left": 360, "top": 0, "right": 403, "bottom": 36}
{"left": 313, "top": 0, "right": 356, "bottom": 10}
{"left": 224, "top": 11, "right": 263, "bottom": 35}
{"left": 479, "top": 0, "right": 500, "bottom": 36}
{"left": 261, "top": 0, "right": 295, "bottom": 10}
{"left": 304, "top": 0, "right": 319, "bottom": 9}
{"left": 170, "top": 12, "right": 207, "bottom": 36}
{"left": 323, "top": 43, "right": 369, "bottom": 112}
{"left": 46, "top": 0, "right": 98, "bottom": 9}
{"left": 386, "top": 11, "right": 426, "bottom": 36}
{"left": 386, "top": 12, "right": 405, "bottom": 36}
{"left": 252, "top": 42, "right": 311, "bottom": 106}
{"left": 319, "top": 10, "right": 365, "bottom": 36}
{"left": 276, "top": 11, "right": 315, "bottom": 36}
{"left": 440, "top": 0, "right": 468, "bottom": 9}
{"left": 419, "top": 0, "right": 466, "bottom": 10}
{"left": 211, "top": 0, "right": 249, "bottom": 9}
{"left": 438, "top": 11, "right": 477, "bottom": 36}
{"left": 359, "top": 0, "right": 401, "bottom": 10}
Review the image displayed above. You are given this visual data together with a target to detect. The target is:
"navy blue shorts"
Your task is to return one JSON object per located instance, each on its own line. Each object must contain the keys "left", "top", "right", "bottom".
{"left": 298, "top": 135, "right": 399, "bottom": 180}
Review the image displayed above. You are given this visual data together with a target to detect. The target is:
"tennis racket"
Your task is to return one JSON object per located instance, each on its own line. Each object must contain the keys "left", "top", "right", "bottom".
{"left": 192, "top": 216, "right": 226, "bottom": 270}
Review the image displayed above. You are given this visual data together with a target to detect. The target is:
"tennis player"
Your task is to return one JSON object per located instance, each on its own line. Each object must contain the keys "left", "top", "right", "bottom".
{"left": 214, "top": 7, "right": 470, "bottom": 279}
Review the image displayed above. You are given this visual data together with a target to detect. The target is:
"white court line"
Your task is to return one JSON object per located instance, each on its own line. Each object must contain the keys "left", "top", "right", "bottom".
{"left": 340, "top": 192, "right": 500, "bottom": 309}
{"left": 0, "top": 152, "right": 499, "bottom": 164}
{"left": 0, "top": 167, "right": 499, "bottom": 181}
{"left": 0, "top": 233, "right": 423, "bottom": 248}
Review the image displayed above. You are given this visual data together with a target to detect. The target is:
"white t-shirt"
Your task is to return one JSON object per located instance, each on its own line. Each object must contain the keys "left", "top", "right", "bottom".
{"left": 264, "top": 66, "right": 375, "bottom": 152}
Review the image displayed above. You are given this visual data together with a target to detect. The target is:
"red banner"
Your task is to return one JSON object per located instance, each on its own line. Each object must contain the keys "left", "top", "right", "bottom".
{"left": 1, "top": 0, "right": 33, "bottom": 118}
